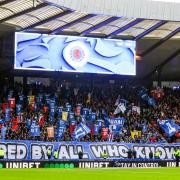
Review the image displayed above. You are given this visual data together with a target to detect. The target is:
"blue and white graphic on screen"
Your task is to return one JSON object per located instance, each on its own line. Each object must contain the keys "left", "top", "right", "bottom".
{"left": 14, "top": 32, "right": 136, "bottom": 75}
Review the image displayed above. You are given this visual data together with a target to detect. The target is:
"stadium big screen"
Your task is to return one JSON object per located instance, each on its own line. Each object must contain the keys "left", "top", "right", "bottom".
{"left": 14, "top": 32, "right": 136, "bottom": 75}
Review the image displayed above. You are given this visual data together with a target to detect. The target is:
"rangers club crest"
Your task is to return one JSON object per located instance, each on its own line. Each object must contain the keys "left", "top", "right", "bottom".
{"left": 63, "top": 41, "right": 89, "bottom": 68}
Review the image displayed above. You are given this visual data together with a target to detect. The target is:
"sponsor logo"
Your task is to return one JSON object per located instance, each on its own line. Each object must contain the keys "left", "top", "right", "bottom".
{"left": 79, "top": 162, "right": 110, "bottom": 168}
{"left": 114, "top": 161, "right": 159, "bottom": 168}
{"left": 6, "top": 162, "right": 40, "bottom": 168}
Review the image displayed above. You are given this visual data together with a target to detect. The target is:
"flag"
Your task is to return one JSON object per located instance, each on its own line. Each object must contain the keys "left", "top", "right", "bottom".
{"left": 47, "top": 126, "right": 54, "bottom": 138}
{"left": 102, "top": 128, "right": 109, "bottom": 140}
{"left": 105, "top": 117, "right": 125, "bottom": 134}
{"left": 2, "top": 103, "right": 8, "bottom": 113}
{"left": 66, "top": 104, "right": 72, "bottom": 112}
{"left": 147, "top": 97, "right": 156, "bottom": 107}
{"left": 114, "top": 103, "right": 126, "bottom": 114}
{"left": 108, "top": 132, "right": 114, "bottom": 142}
{"left": 158, "top": 119, "right": 180, "bottom": 137}
{"left": 26, "top": 118, "right": 31, "bottom": 129}
{"left": 5, "top": 108, "right": 11, "bottom": 122}
{"left": 38, "top": 115, "right": 45, "bottom": 126}
{"left": 12, "top": 118, "right": 19, "bottom": 131}
{"left": 97, "top": 119, "right": 104, "bottom": 127}
{"left": 132, "top": 106, "right": 141, "bottom": 114}
{"left": 1, "top": 126, "right": 7, "bottom": 140}
{"left": 94, "top": 124, "right": 100, "bottom": 135}
{"left": 58, "top": 106, "right": 63, "bottom": 117}
{"left": 73, "top": 123, "right": 91, "bottom": 140}
{"left": 16, "top": 104, "right": 22, "bottom": 115}
{"left": 9, "top": 98, "right": 15, "bottom": 108}
{"left": 83, "top": 108, "right": 89, "bottom": 116}
{"left": 114, "top": 95, "right": 120, "bottom": 106}
{"left": 69, "top": 112, "right": 76, "bottom": 125}
{"left": 62, "top": 111, "right": 68, "bottom": 121}
{"left": 28, "top": 96, "right": 35, "bottom": 105}
{"left": 50, "top": 107, "right": 55, "bottom": 123}
{"left": 81, "top": 115, "right": 86, "bottom": 123}
{"left": 19, "top": 95, "right": 24, "bottom": 104}
{"left": 30, "top": 121, "right": 40, "bottom": 136}
{"left": 89, "top": 112, "right": 96, "bottom": 121}
{"left": 56, "top": 120, "right": 66, "bottom": 140}
{"left": 131, "top": 131, "right": 142, "bottom": 139}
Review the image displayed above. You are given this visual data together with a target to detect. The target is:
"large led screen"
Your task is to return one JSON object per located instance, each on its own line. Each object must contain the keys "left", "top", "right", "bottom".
{"left": 15, "top": 32, "right": 136, "bottom": 75}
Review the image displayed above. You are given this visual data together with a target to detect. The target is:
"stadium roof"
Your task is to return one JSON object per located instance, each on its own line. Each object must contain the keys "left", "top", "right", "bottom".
{"left": 0, "top": 0, "right": 179, "bottom": 80}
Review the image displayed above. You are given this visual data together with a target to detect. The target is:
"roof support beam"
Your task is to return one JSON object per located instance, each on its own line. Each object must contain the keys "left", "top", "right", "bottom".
{"left": 144, "top": 49, "right": 180, "bottom": 79}
{"left": 80, "top": 17, "right": 120, "bottom": 36}
{"left": 107, "top": 19, "right": 143, "bottom": 38}
{"left": 0, "top": 0, "right": 14, "bottom": 6}
{"left": 0, "top": 3, "right": 48, "bottom": 24}
{"left": 21, "top": 10, "right": 73, "bottom": 31}
{"left": 134, "top": 20, "right": 167, "bottom": 41}
{"left": 51, "top": 14, "right": 96, "bottom": 34}
{"left": 140, "top": 27, "right": 180, "bottom": 57}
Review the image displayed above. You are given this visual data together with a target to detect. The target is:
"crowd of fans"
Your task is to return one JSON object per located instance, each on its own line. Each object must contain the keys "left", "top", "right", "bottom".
{"left": 0, "top": 81, "right": 180, "bottom": 143}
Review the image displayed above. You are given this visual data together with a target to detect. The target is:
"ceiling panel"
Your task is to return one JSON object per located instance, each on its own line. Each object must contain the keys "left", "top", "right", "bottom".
{"left": 63, "top": 15, "right": 110, "bottom": 33}
{"left": 117, "top": 20, "right": 160, "bottom": 37}
{"left": 36, "top": 12, "right": 87, "bottom": 31}
{"left": 89, "top": 18, "right": 136, "bottom": 35}
{"left": 144, "top": 21, "right": 180, "bottom": 38}
{"left": 0, "top": 0, "right": 43, "bottom": 20}
{"left": 4, "top": 5, "right": 63, "bottom": 28}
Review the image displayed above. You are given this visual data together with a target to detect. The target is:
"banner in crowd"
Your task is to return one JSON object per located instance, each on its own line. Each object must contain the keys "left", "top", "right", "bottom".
{"left": 131, "top": 131, "right": 142, "bottom": 139}
{"left": 158, "top": 119, "right": 180, "bottom": 137}
{"left": 73, "top": 123, "right": 91, "bottom": 140}
{"left": 0, "top": 140, "right": 179, "bottom": 160}
{"left": 47, "top": 127, "right": 54, "bottom": 138}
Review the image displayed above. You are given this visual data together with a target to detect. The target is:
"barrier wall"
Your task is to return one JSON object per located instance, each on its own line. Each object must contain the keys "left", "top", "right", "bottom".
{"left": 0, "top": 140, "right": 180, "bottom": 160}
{"left": 0, "top": 160, "right": 179, "bottom": 168}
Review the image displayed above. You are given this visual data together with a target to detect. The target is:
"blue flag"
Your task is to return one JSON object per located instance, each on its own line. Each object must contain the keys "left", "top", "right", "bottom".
{"left": 19, "top": 95, "right": 24, "bottom": 104}
{"left": 66, "top": 104, "right": 72, "bottom": 112}
{"left": 97, "top": 119, "right": 104, "bottom": 127}
{"left": 83, "top": 108, "right": 89, "bottom": 117}
{"left": 105, "top": 117, "right": 125, "bottom": 131}
{"left": 5, "top": 108, "right": 11, "bottom": 122}
{"left": 56, "top": 120, "right": 67, "bottom": 140}
{"left": 30, "top": 121, "right": 40, "bottom": 136}
{"left": 81, "top": 115, "right": 86, "bottom": 123}
{"left": 73, "top": 123, "right": 91, "bottom": 140}
{"left": 16, "top": 104, "right": 22, "bottom": 115}
{"left": 94, "top": 124, "right": 100, "bottom": 135}
{"left": 69, "top": 112, "right": 76, "bottom": 125}
{"left": 158, "top": 119, "right": 180, "bottom": 137}
{"left": 1, "top": 126, "right": 7, "bottom": 140}
{"left": 147, "top": 97, "right": 156, "bottom": 107}
{"left": 58, "top": 106, "right": 63, "bottom": 118}
{"left": 89, "top": 112, "right": 96, "bottom": 121}
{"left": 26, "top": 118, "right": 31, "bottom": 129}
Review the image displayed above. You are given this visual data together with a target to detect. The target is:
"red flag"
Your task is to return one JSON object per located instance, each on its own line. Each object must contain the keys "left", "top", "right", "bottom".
{"left": 102, "top": 128, "right": 109, "bottom": 140}
{"left": 9, "top": 98, "right": 15, "bottom": 108}
{"left": 12, "top": 118, "right": 19, "bottom": 131}
{"left": 69, "top": 124, "right": 76, "bottom": 134}
{"left": 38, "top": 115, "right": 45, "bottom": 126}
{"left": 2, "top": 103, "right": 8, "bottom": 113}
